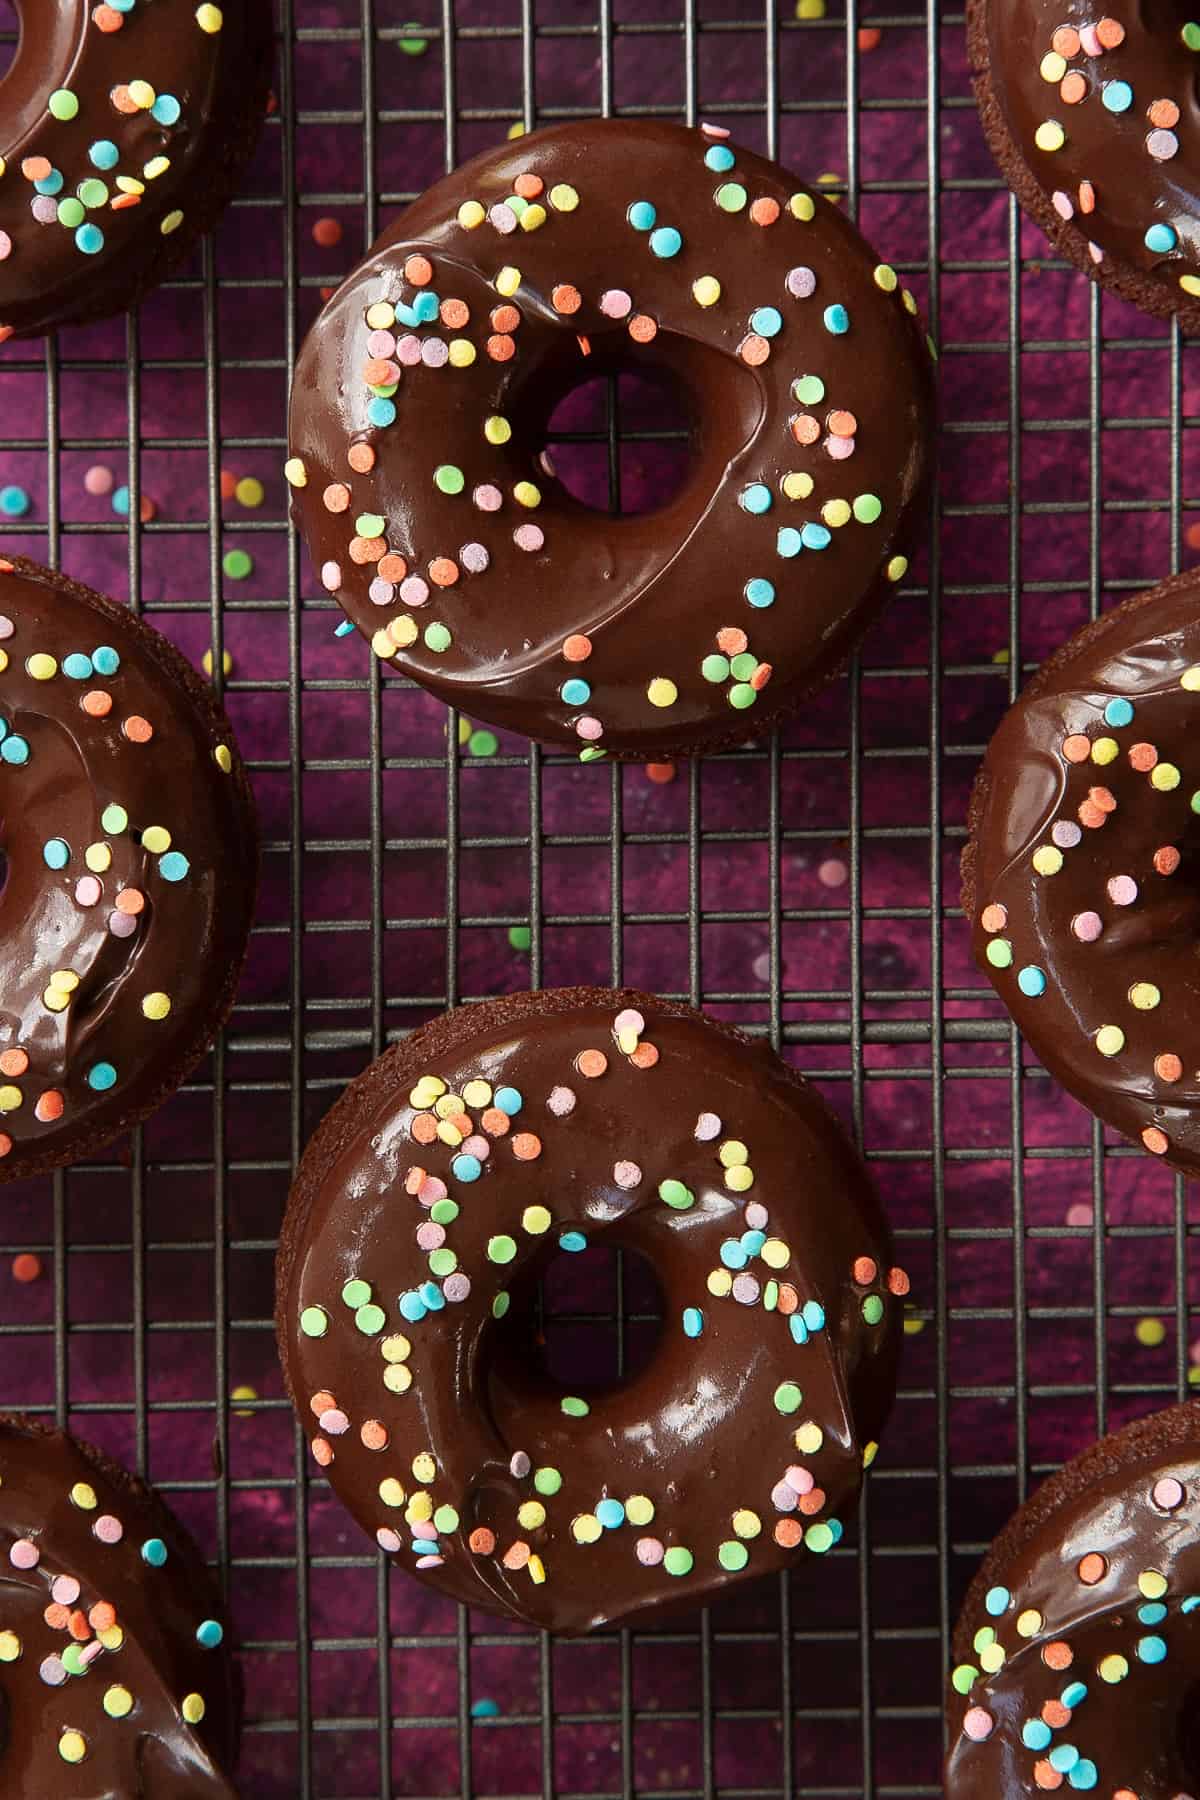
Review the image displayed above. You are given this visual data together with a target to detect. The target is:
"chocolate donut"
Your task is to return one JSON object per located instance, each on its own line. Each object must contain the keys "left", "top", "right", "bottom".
{"left": 275, "top": 987, "right": 907, "bottom": 1634}
{"left": 962, "top": 572, "right": 1200, "bottom": 1175}
{"left": 0, "top": 1413, "right": 238, "bottom": 1794}
{"left": 968, "top": 1, "right": 1200, "bottom": 330}
{"left": 0, "top": 555, "right": 257, "bottom": 1181}
{"left": 285, "top": 119, "right": 936, "bottom": 760}
{"left": 945, "top": 1400, "right": 1200, "bottom": 1796}
{"left": 0, "top": 1, "right": 272, "bottom": 342}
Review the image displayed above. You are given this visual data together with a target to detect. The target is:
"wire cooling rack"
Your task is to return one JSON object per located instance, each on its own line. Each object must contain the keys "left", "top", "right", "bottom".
{"left": 3, "top": 1, "right": 1200, "bottom": 1794}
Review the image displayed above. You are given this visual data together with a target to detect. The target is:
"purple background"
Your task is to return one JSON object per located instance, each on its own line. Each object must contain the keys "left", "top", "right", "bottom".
{"left": 2, "top": 1, "right": 1200, "bottom": 1794}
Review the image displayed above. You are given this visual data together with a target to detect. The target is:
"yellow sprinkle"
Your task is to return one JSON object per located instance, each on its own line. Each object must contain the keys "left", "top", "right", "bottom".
{"left": 886, "top": 555, "right": 908, "bottom": 582}
{"left": 873, "top": 264, "right": 898, "bottom": 292}
{"left": 706, "top": 1268, "right": 733, "bottom": 1298}
{"left": 789, "top": 192, "right": 815, "bottom": 221}
{"left": 388, "top": 614, "right": 418, "bottom": 648}
{"left": 1031, "top": 845, "right": 1064, "bottom": 876}
{"left": 27, "top": 653, "right": 57, "bottom": 681}
{"left": 405, "top": 1492, "right": 432, "bottom": 1524}
{"left": 718, "top": 1139, "right": 748, "bottom": 1167}
{"left": 862, "top": 1441, "right": 878, "bottom": 1468}
{"left": 283, "top": 457, "right": 307, "bottom": 488}
{"left": 796, "top": 0, "right": 825, "bottom": 16}
{"left": 141, "top": 825, "right": 171, "bottom": 853}
{"left": 98, "top": 1624, "right": 124, "bottom": 1651}
{"left": 1095, "top": 1024, "right": 1125, "bottom": 1057}
{"left": 50, "top": 969, "right": 80, "bottom": 992}
{"left": 1180, "top": 666, "right": 1200, "bottom": 691}
{"left": 903, "top": 1316, "right": 925, "bottom": 1335}
{"left": 378, "top": 1478, "right": 406, "bottom": 1507}
{"left": 902, "top": 288, "right": 918, "bottom": 314}
{"left": 448, "top": 338, "right": 476, "bottom": 368}
{"left": 0, "top": 650, "right": 7, "bottom": 672}
{"left": 434, "top": 1093, "right": 465, "bottom": 1117}
{"left": 1039, "top": 51, "right": 1067, "bottom": 81}
{"left": 235, "top": 477, "right": 264, "bottom": 508}
{"left": 231, "top": 1383, "right": 256, "bottom": 1416}
{"left": 128, "top": 80, "right": 156, "bottom": 110}
{"left": 411, "top": 1452, "right": 436, "bottom": 1483}
{"left": 1016, "top": 1609, "right": 1043, "bottom": 1637}
{"left": 463, "top": 1079, "right": 492, "bottom": 1106}
{"left": 625, "top": 1494, "right": 654, "bottom": 1525}
{"left": 1135, "top": 1317, "right": 1166, "bottom": 1348}
{"left": 782, "top": 472, "right": 814, "bottom": 501}
{"left": 115, "top": 176, "right": 145, "bottom": 195}
{"left": 0, "top": 1630, "right": 21, "bottom": 1662}
{"left": 0, "top": 1086, "right": 22, "bottom": 1113}
{"left": 495, "top": 265, "right": 521, "bottom": 297}
{"left": 1090, "top": 736, "right": 1119, "bottom": 765}
{"left": 506, "top": 122, "right": 526, "bottom": 140}
{"left": 1098, "top": 1653, "right": 1128, "bottom": 1683}
{"left": 725, "top": 1166, "right": 753, "bottom": 1193}
{"left": 43, "top": 989, "right": 69, "bottom": 1013}
{"left": 527, "top": 1554, "right": 546, "bottom": 1583}
{"left": 196, "top": 2, "right": 224, "bottom": 29}
{"left": 457, "top": 200, "right": 485, "bottom": 229}
{"left": 517, "top": 1500, "right": 545, "bottom": 1530}
{"left": 794, "top": 1421, "right": 824, "bottom": 1454}
{"left": 616, "top": 1027, "right": 639, "bottom": 1054}
{"left": 760, "top": 1238, "right": 790, "bottom": 1269}
{"left": 141, "top": 992, "right": 172, "bottom": 1021}
{"left": 484, "top": 416, "right": 511, "bottom": 445}
{"left": 371, "top": 628, "right": 395, "bottom": 659}
{"left": 202, "top": 649, "right": 234, "bottom": 677}
{"left": 731, "top": 1508, "right": 761, "bottom": 1538}
{"left": 821, "top": 499, "right": 852, "bottom": 528}
{"left": 365, "top": 302, "right": 395, "bottom": 330}
{"left": 1128, "top": 982, "right": 1160, "bottom": 1011}
{"left": 435, "top": 1118, "right": 463, "bottom": 1147}
{"left": 84, "top": 842, "right": 112, "bottom": 873}
{"left": 1139, "top": 1568, "right": 1168, "bottom": 1598}
{"left": 380, "top": 1334, "right": 411, "bottom": 1363}
{"left": 1180, "top": 274, "right": 1200, "bottom": 298}
{"left": 519, "top": 203, "right": 546, "bottom": 232}
{"left": 979, "top": 1643, "right": 1006, "bottom": 1674}
{"left": 58, "top": 1732, "right": 87, "bottom": 1765}
{"left": 647, "top": 677, "right": 677, "bottom": 708}
{"left": 143, "top": 157, "right": 170, "bottom": 182}
{"left": 161, "top": 209, "right": 184, "bottom": 235}
{"left": 70, "top": 1482, "right": 97, "bottom": 1510}
{"left": 572, "top": 1512, "right": 602, "bottom": 1543}
{"left": 1151, "top": 761, "right": 1181, "bottom": 790}
{"left": 1034, "top": 120, "right": 1066, "bottom": 153}
{"left": 104, "top": 1685, "right": 134, "bottom": 1718}
{"left": 181, "top": 1693, "right": 206, "bottom": 1724}
{"left": 692, "top": 275, "right": 722, "bottom": 307}
{"left": 383, "top": 1363, "right": 412, "bottom": 1393}
{"left": 522, "top": 1205, "right": 551, "bottom": 1234}
{"left": 549, "top": 183, "right": 579, "bottom": 212}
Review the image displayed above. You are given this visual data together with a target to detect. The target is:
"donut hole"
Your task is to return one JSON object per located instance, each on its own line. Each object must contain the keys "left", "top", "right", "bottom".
{"left": 490, "top": 1242, "right": 665, "bottom": 1396}
{"left": 541, "top": 369, "right": 697, "bottom": 517}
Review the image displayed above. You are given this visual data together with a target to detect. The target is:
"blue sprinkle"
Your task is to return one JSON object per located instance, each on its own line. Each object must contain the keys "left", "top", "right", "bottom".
{"left": 411, "top": 291, "right": 440, "bottom": 323}
{"left": 151, "top": 93, "right": 182, "bottom": 126}
{"left": 0, "top": 485, "right": 30, "bottom": 518}
{"left": 828, "top": 1518, "right": 843, "bottom": 1544}
{"left": 140, "top": 1538, "right": 168, "bottom": 1567}
{"left": 682, "top": 1307, "right": 704, "bottom": 1338}
{"left": 367, "top": 397, "right": 396, "bottom": 428}
{"left": 1145, "top": 223, "right": 1179, "bottom": 255}
{"left": 559, "top": 1230, "right": 587, "bottom": 1253}
{"left": 704, "top": 145, "right": 735, "bottom": 173}
{"left": 1, "top": 735, "right": 29, "bottom": 765}
{"left": 1183, "top": 1596, "right": 1200, "bottom": 1613}
{"left": 626, "top": 200, "right": 656, "bottom": 231}
{"left": 62, "top": 653, "right": 93, "bottom": 680}
{"left": 745, "top": 577, "right": 775, "bottom": 608}
{"left": 789, "top": 1315, "right": 809, "bottom": 1345}
{"left": 419, "top": 1280, "right": 445, "bottom": 1310}
{"left": 34, "top": 169, "right": 64, "bottom": 196}
{"left": 196, "top": 1620, "right": 224, "bottom": 1649}
{"left": 1021, "top": 1720, "right": 1051, "bottom": 1751}
{"left": 1138, "top": 1602, "right": 1167, "bottom": 1625}
{"left": 740, "top": 1229, "right": 766, "bottom": 1256}
{"left": 802, "top": 1299, "right": 825, "bottom": 1332}
{"left": 494, "top": 1086, "right": 523, "bottom": 1115}
{"left": 112, "top": 486, "right": 131, "bottom": 517}
{"left": 800, "top": 522, "right": 832, "bottom": 550}
{"left": 471, "top": 1698, "right": 500, "bottom": 1719}
{"left": 89, "top": 140, "right": 120, "bottom": 170}
{"left": 719, "top": 1240, "right": 748, "bottom": 1270}
{"left": 76, "top": 223, "right": 105, "bottom": 256}
{"left": 334, "top": 620, "right": 356, "bottom": 637}
{"left": 1017, "top": 965, "right": 1046, "bottom": 997}
{"left": 1103, "top": 697, "right": 1134, "bottom": 727}
{"left": 87, "top": 1062, "right": 117, "bottom": 1092}
{"left": 398, "top": 1290, "right": 427, "bottom": 1322}
{"left": 984, "top": 1585, "right": 1010, "bottom": 1616}
{"left": 1049, "top": 1744, "right": 1080, "bottom": 1774}
{"left": 776, "top": 527, "right": 803, "bottom": 558}
{"left": 92, "top": 645, "right": 120, "bottom": 675}
{"left": 649, "top": 226, "right": 682, "bottom": 259}
{"left": 750, "top": 306, "right": 783, "bottom": 338}
{"left": 1060, "top": 1681, "right": 1087, "bottom": 1708}
{"left": 1067, "top": 1763, "right": 1097, "bottom": 1792}
{"left": 158, "top": 851, "right": 190, "bottom": 883}
{"left": 595, "top": 1498, "right": 625, "bottom": 1529}
{"left": 411, "top": 1539, "right": 440, "bottom": 1556}
{"left": 740, "top": 483, "right": 772, "bottom": 514}
{"left": 452, "top": 1153, "right": 481, "bottom": 1182}
{"left": 1101, "top": 79, "right": 1133, "bottom": 113}
{"left": 0, "top": 717, "right": 7, "bottom": 740}
{"left": 1137, "top": 1634, "right": 1167, "bottom": 1664}
{"left": 561, "top": 678, "right": 591, "bottom": 706}
{"left": 823, "top": 303, "right": 850, "bottom": 334}
{"left": 42, "top": 839, "right": 70, "bottom": 870}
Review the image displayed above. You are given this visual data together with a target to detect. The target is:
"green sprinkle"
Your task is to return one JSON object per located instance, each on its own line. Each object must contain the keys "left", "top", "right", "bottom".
{"left": 986, "top": 938, "right": 1013, "bottom": 969}
{"left": 492, "top": 1291, "right": 510, "bottom": 1318}
{"left": 718, "top": 1540, "right": 748, "bottom": 1571}
{"left": 862, "top": 1294, "right": 884, "bottom": 1325}
{"left": 49, "top": 89, "right": 80, "bottom": 120}
{"left": 561, "top": 1395, "right": 589, "bottom": 1417}
{"left": 57, "top": 198, "right": 85, "bottom": 228}
{"left": 223, "top": 549, "right": 253, "bottom": 581}
{"left": 793, "top": 375, "right": 825, "bottom": 404}
{"left": 951, "top": 1664, "right": 978, "bottom": 1696}
{"left": 659, "top": 1178, "right": 694, "bottom": 1210}
{"left": 1184, "top": 21, "right": 1200, "bottom": 49}
{"left": 773, "top": 1381, "right": 803, "bottom": 1414}
{"left": 853, "top": 493, "right": 883, "bottom": 524}
{"left": 729, "top": 683, "right": 756, "bottom": 710}
{"left": 715, "top": 182, "right": 747, "bottom": 212}
{"left": 533, "top": 1467, "right": 562, "bottom": 1495}
{"left": 468, "top": 729, "right": 498, "bottom": 757}
{"left": 729, "top": 652, "right": 757, "bottom": 680}
{"left": 355, "top": 1303, "right": 386, "bottom": 1335}
{"left": 508, "top": 925, "right": 532, "bottom": 951}
{"left": 399, "top": 22, "right": 429, "bottom": 53}
{"left": 701, "top": 654, "right": 730, "bottom": 684}
{"left": 434, "top": 464, "right": 465, "bottom": 495}
{"left": 61, "top": 1645, "right": 88, "bottom": 1676}
{"left": 663, "top": 1546, "right": 694, "bottom": 1576}
{"left": 77, "top": 178, "right": 108, "bottom": 210}
{"left": 1191, "top": 789, "right": 1200, "bottom": 814}
{"left": 433, "top": 1504, "right": 459, "bottom": 1532}
{"left": 430, "top": 1198, "right": 459, "bottom": 1224}
{"left": 428, "top": 1248, "right": 457, "bottom": 1277}
{"left": 299, "top": 1305, "right": 328, "bottom": 1338}
{"left": 806, "top": 1522, "right": 835, "bottom": 1554}
{"left": 579, "top": 745, "right": 606, "bottom": 763}
{"left": 355, "top": 512, "right": 386, "bottom": 538}
{"left": 763, "top": 1280, "right": 779, "bottom": 1311}
{"left": 424, "top": 622, "right": 452, "bottom": 653}
{"left": 101, "top": 803, "right": 128, "bottom": 834}
{"left": 488, "top": 1236, "right": 517, "bottom": 1265}
{"left": 342, "top": 1278, "right": 372, "bottom": 1308}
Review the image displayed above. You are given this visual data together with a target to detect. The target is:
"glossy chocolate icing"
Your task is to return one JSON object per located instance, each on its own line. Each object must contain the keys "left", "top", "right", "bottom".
{"left": 971, "top": 0, "right": 1200, "bottom": 323}
{"left": 0, "top": 0, "right": 272, "bottom": 341}
{"left": 945, "top": 1402, "right": 1200, "bottom": 1796}
{"left": 276, "top": 988, "right": 906, "bottom": 1635}
{"left": 0, "top": 1414, "right": 237, "bottom": 1796}
{"left": 287, "top": 119, "right": 935, "bottom": 760}
{"left": 0, "top": 556, "right": 257, "bottom": 1180}
{"left": 964, "top": 572, "right": 1200, "bottom": 1176}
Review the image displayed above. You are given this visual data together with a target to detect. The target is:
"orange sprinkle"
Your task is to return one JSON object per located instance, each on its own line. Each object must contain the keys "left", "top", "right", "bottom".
{"left": 0, "top": 1050, "right": 28, "bottom": 1078}
{"left": 750, "top": 662, "right": 772, "bottom": 691}
{"left": 360, "top": 1420, "right": 388, "bottom": 1450}
{"left": 646, "top": 763, "right": 675, "bottom": 784}
{"left": 486, "top": 334, "right": 515, "bottom": 362}
{"left": 411, "top": 1113, "right": 437, "bottom": 1144}
{"left": 1051, "top": 24, "right": 1080, "bottom": 54}
{"left": 1040, "top": 1699, "right": 1071, "bottom": 1729}
{"left": 576, "top": 334, "right": 591, "bottom": 356}
{"left": 562, "top": 634, "right": 592, "bottom": 662}
{"left": 122, "top": 715, "right": 153, "bottom": 743}
{"left": 629, "top": 1041, "right": 659, "bottom": 1069}
{"left": 1077, "top": 1553, "right": 1106, "bottom": 1585}
{"left": 312, "top": 216, "right": 342, "bottom": 248}
{"left": 1077, "top": 179, "right": 1095, "bottom": 214}
{"left": 480, "top": 1107, "right": 510, "bottom": 1137}
{"left": 490, "top": 304, "right": 521, "bottom": 333}
{"left": 552, "top": 284, "right": 582, "bottom": 315}
{"left": 110, "top": 192, "right": 141, "bottom": 211}
{"left": 1087, "top": 784, "right": 1116, "bottom": 813}
{"left": 1148, "top": 99, "right": 1180, "bottom": 130}
{"left": 93, "top": 6, "right": 125, "bottom": 30}
{"left": 827, "top": 410, "right": 858, "bottom": 437}
{"left": 1033, "top": 1762, "right": 1063, "bottom": 1791}
{"left": 576, "top": 1049, "right": 608, "bottom": 1078}
{"left": 1076, "top": 800, "right": 1106, "bottom": 830}
{"left": 362, "top": 357, "right": 396, "bottom": 385}
{"left": 716, "top": 627, "right": 748, "bottom": 656}
{"left": 0, "top": 1136, "right": 12, "bottom": 1160}
{"left": 980, "top": 903, "right": 1007, "bottom": 933}
{"left": 68, "top": 1610, "right": 91, "bottom": 1642}
{"left": 1128, "top": 742, "right": 1158, "bottom": 771}
{"left": 1060, "top": 71, "right": 1087, "bottom": 104}
{"left": 404, "top": 255, "right": 433, "bottom": 286}
{"left": 10, "top": 1248, "right": 36, "bottom": 1276}
{"left": 377, "top": 553, "right": 407, "bottom": 582}
{"left": 791, "top": 414, "right": 820, "bottom": 446}
{"left": 739, "top": 333, "right": 769, "bottom": 366}
{"left": 628, "top": 314, "right": 657, "bottom": 344}
{"left": 348, "top": 442, "right": 376, "bottom": 474}
{"left": 1095, "top": 16, "right": 1124, "bottom": 47}
{"left": 776, "top": 1283, "right": 799, "bottom": 1315}
{"left": 887, "top": 1266, "right": 910, "bottom": 1296}
{"left": 220, "top": 469, "right": 238, "bottom": 500}
{"left": 349, "top": 536, "right": 386, "bottom": 565}
{"left": 513, "top": 172, "right": 544, "bottom": 199}
{"left": 853, "top": 1257, "right": 878, "bottom": 1285}
{"left": 1042, "top": 1641, "right": 1073, "bottom": 1670}
{"left": 749, "top": 196, "right": 781, "bottom": 226}
{"left": 774, "top": 1518, "right": 804, "bottom": 1547}
{"left": 1061, "top": 734, "right": 1090, "bottom": 762}
{"left": 501, "top": 1540, "right": 530, "bottom": 1569}
{"left": 469, "top": 1526, "right": 497, "bottom": 1555}
{"left": 1143, "top": 1127, "right": 1169, "bottom": 1156}
{"left": 1154, "top": 1054, "right": 1182, "bottom": 1083}
{"left": 110, "top": 84, "right": 137, "bottom": 113}
{"left": 323, "top": 482, "right": 351, "bottom": 513}
{"left": 34, "top": 1090, "right": 64, "bottom": 1123}
{"left": 310, "top": 1390, "right": 337, "bottom": 1415}
{"left": 440, "top": 298, "right": 470, "bottom": 329}
{"left": 857, "top": 24, "right": 881, "bottom": 50}
{"left": 511, "top": 1132, "right": 541, "bottom": 1160}
{"left": 1154, "top": 845, "right": 1181, "bottom": 875}
{"left": 798, "top": 1487, "right": 826, "bottom": 1516}
{"left": 429, "top": 557, "right": 459, "bottom": 587}
{"left": 44, "top": 1603, "right": 70, "bottom": 1631}
{"left": 21, "top": 157, "right": 52, "bottom": 183}
{"left": 115, "top": 888, "right": 144, "bottom": 915}
{"left": 88, "top": 1602, "right": 116, "bottom": 1633}
{"left": 311, "top": 1438, "right": 333, "bottom": 1467}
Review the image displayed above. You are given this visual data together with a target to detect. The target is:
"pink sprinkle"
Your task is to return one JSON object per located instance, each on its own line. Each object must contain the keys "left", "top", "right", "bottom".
{"left": 1078, "top": 22, "right": 1102, "bottom": 53}
{"left": 319, "top": 1408, "right": 350, "bottom": 1436}
{"left": 510, "top": 1451, "right": 531, "bottom": 1478}
{"left": 732, "top": 1273, "right": 760, "bottom": 1305}
{"left": 548, "top": 1085, "right": 576, "bottom": 1116}
{"left": 1147, "top": 129, "right": 1179, "bottom": 162}
{"left": 9, "top": 1539, "right": 38, "bottom": 1570}
{"left": 1108, "top": 875, "right": 1138, "bottom": 907}
{"left": 321, "top": 561, "right": 342, "bottom": 592}
{"left": 417, "top": 1175, "right": 447, "bottom": 1206}
{"left": 93, "top": 1514, "right": 124, "bottom": 1544}
{"left": 513, "top": 523, "right": 544, "bottom": 552}
{"left": 416, "top": 1554, "right": 444, "bottom": 1568}
{"left": 771, "top": 1480, "right": 797, "bottom": 1511}
{"left": 576, "top": 716, "right": 603, "bottom": 741}
{"left": 962, "top": 1707, "right": 994, "bottom": 1743}
{"left": 824, "top": 434, "right": 855, "bottom": 461}
{"left": 1153, "top": 1476, "right": 1184, "bottom": 1511}
{"left": 442, "top": 1274, "right": 471, "bottom": 1302}
{"left": 613, "top": 1160, "right": 642, "bottom": 1189}
{"left": 614, "top": 1008, "right": 645, "bottom": 1037}
{"left": 400, "top": 576, "right": 430, "bottom": 608}
{"left": 367, "top": 330, "right": 397, "bottom": 358}
{"left": 84, "top": 463, "right": 113, "bottom": 496}
{"left": 411, "top": 1519, "right": 438, "bottom": 1540}
{"left": 460, "top": 542, "right": 490, "bottom": 574}
{"left": 416, "top": 1222, "right": 446, "bottom": 1251}
{"left": 785, "top": 1465, "right": 815, "bottom": 1496}
{"left": 377, "top": 1527, "right": 402, "bottom": 1553}
{"left": 695, "top": 1112, "right": 721, "bottom": 1140}
{"left": 474, "top": 484, "right": 503, "bottom": 512}
{"left": 421, "top": 339, "right": 449, "bottom": 368}
{"left": 369, "top": 578, "right": 395, "bottom": 606}
{"left": 78, "top": 1639, "right": 104, "bottom": 1666}
{"left": 39, "top": 1656, "right": 67, "bottom": 1687}
{"left": 396, "top": 335, "right": 422, "bottom": 365}
{"left": 0, "top": 232, "right": 11, "bottom": 263}
{"left": 537, "top": 450, "right": 556, "bottom": 479}
{"left": 1052, "top": 820, "right": 1082, "bottom": 848}
{"left": 32, "top": 195, "right": 58, "bottom": 224}
{"left": 489, "top": 202, "right": 518, "bottom": 233}
{"left": 786, "top": 266, "right": 816, "bottom": 299}
{"left": 1089, "top": 241, "right": 1104, "bottom": 265}
{"left": 0, "top": 617, "right": 13, "bottom": 639}
{"left": 75, "top": 876, "right": 102, "bottom": 907}
{"left": 1072, "top": 910, "right": 1102, "bottom": 942}
{"left": 745, "top": 1202, "right": 768, "bottom": 1229}
{"left": 600, "top": 288, "right": 632, "bottom": 319}
{"left": 108, "top": 910, "right": 137, "bottom": 938}
{"left": 819, "top": 858, "right": 848, "bottom": 888}
{"left": 1065, "top": 1202, "right": 1094, "bottom": 1228}
{"left": 700, "top": 121, "right": 731, "bottom": 138}
{"left": 1051, "top": 190, "right": 1074, "bottom": 220}
{"left": 461, "top": 1135, "right": 490, "bottom": 1160}
{"left": 51, "top": 1575, "right": 80, "bottom": 1606}
{"left": 636, "top": 1536, "right": 664, "bottom": 1566}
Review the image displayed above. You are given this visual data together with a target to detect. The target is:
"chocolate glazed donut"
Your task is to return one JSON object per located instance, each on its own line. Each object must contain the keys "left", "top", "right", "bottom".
{"left": 275, "top": 988, "right": 908, "bottom": 1634}
{"left": 945, "top": 1401, "right": 1200, "bottom": 1796}
{"left": 0, "top": 0, "right": 273, "bottom": 342}
{"left": 962, "top": 571, "right": 1200, "bottom": 1176}
{"left": 968, "top": 1, "right": 1200, "bottom": 330}
{"left": 0, "top": 556, "right": 258, "bottom": 1180}
{"left": 286, "top": 119, "right": 936, "bottom": 761}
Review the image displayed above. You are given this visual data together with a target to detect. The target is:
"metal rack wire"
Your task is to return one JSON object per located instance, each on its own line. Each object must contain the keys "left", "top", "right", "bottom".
{"left": 2, "top": 1, "right": 1198, "bottom": 1794}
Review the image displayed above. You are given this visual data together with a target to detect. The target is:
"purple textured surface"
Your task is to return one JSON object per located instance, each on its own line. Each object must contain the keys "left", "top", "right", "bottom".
{"left": 2, "top": 3, "right": 1200, "bottom": 1796}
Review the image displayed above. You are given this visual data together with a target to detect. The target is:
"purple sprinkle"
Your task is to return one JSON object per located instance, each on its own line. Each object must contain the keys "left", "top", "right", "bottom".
{"left": 396, "top": 334, "right": 422, "bottom": 365}
{"left": 0, "top": 616, "right": 13, "bottom": 640}
{"left": 513, "top": 523, "right": 544, "bottom": 553}
{"left": 321, "top": 560, "right": 342, "bottom": 591}
{"left": 473, "top": 484, "right": 502, "bottom": 512}
{"left": 9, "top": 1540, "right": 38, "bottom": 1570}
{"left": 771, "top": 1480, "right": 798, "bottom": 1512}
{"left": 613, "top": 1160, "right": 642, "bottom": 1189}
{"left": 416, "top": 1554, "right": 445, "bottom": 1568}
{"left": 51, "top": 1575, "right": 80, "bottom": 1605}
{"left": 695, "top": 1112, "right": 721, "bottom": 1140}
{"left": 367, "top": 329, "right": 397, "bottom": 357}
{"left": 79, "top": 1639, "right": 104, "bottom": 1666}
{"left": 510, "top": 1451, "right": 532, "bottom": 1479}
{"left": 39, "top": 1656, "right": 67, "bottom": 1687}
{"left": 745, "top": 1202, "right": 769, "bottom": 1229}
{"left": 31, "top": 195, "right": 59, "bottom": 224}
{"left": 732, "top": 1273, "right": 760, "bottom": 1305}
{"left": 421, "top": 338, "right": 449, "bottom": 368}
{"left": 377, "top": 1528, "right": 402, "bottom": 1553}
{"left": 600, "top": 288, "right": 632, "bottom": 319}
{"left": 489, "top": 202, "right": 518, "bottom": 233}
{"left": 319, "top": 1408, "right": 350, "bottom": 1436}
{"left": 636, "top": 1536, "right": 664, "bottom": 1566}
{"left": 399, "top": 576, "right": 430, "bottom": 608}
{"left": 416, "top": 1222, "right": 446, "bottom": 1251}
{"left": 548, "top": 1085, "right": 576, "bottom": 1116}
{"left": 460, "top": 541, "right": 490, "bottom": 574}
{"left": 108, "top": 910, "right": 137, "bottom": 938}
{"left": 1147, "top": 129, "right": 1178, "bottom": 162}
{"left": 786, "top": 266, "right": 816, "bottom": 299}
{"left": 1108, "top": 874, "right": 1138, "bottom": 907}
{"left": 1052, "top": 820, "right": 1082, "bottom": 849}
{"left": 442, "top": 1273, "right": 471, "bottom": 1302}
{"left": 369, "top": 578, "right": 395, "bottom": 606}
{"left": 92, "top": 1514, "right": 124, "bottom": 1544}
{"left": 1072, "top": 911, "right": 1103, "bottom": 943}
{"left": 462, "top": 1135, "right": 489, "bottom": 1159}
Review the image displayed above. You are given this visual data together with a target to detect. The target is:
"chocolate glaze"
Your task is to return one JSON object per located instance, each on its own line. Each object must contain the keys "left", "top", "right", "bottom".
{"left": 0, "top": 1414, "right": 237, "bottom": 1796}
{"left": 969, "top": 0, "right": 1200, "bottom": 327}
{"left": 276, "top": 988, "right": 905, "bottom": 1635}
{"left": 945, "top": 1401, "right": 1200, "bottom": 1796}
{"left": 0, "top": 556, "right": 257, "bottom": 1181}
{"left": 963, "top": 571, "right": 1200, "bottom": 1176}
{"left": 287, "top": 119, "right": 935, "bottom": 760}
{"left": 0, "top": 0, "right": 272, "bottom": 341}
